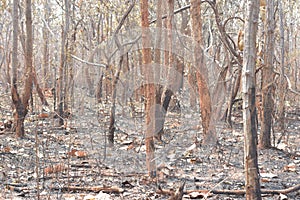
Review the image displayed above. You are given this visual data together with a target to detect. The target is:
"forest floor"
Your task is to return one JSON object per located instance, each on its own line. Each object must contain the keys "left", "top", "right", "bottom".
{"left": 0, "top": 92, "right": 299, "bottom": 200}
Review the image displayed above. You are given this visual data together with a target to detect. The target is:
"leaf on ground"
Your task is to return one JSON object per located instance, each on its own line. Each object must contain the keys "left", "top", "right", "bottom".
{"left": 260, "top": 173, "right": 278, "bottom": 179}
{"left": 1, "top": 146, "right": 11, "bottom": 153}
{"left": 75, "top": 150, "right": 88, "bottom": 158}
{"left": 277, "top": 142, "right": 287, "bottom": 150}
{"left": 67, "top": 149, "right": 88, "bottom": 158}
{"left": 44, "top": 163, "right": 67, "bottom": 175}
{"left": 62, "top": 194, "right": 76, "bottom": 200}
{"left": 187, "top": 191, "right": 212, "bottom": 198}
{"left": 183, "top": 143, "right": 197, "bottom": 156}
{"left": 121, "top": 180, "right": 134, "bottom": 188}
{"left": 83, "top": 194, "right": 97, "bottom": 200}
{"left": 261, "top": 178, "right": 271, "bottom": 182}
{"left": 283, "top": 163, "right": 296, "bottom": 172}
{"left": 279, "top": 193, "right": 288, "bottom": 200}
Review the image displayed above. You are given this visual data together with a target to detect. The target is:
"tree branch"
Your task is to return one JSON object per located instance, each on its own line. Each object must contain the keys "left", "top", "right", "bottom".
{"left": 150, "top": 4, "right": 192, "bottom": 24}
{"left": 70, "top": 54, "right": 107, "bottom": 68}
{"left": 285, "top": 74, "right": 300, "bottom": 95}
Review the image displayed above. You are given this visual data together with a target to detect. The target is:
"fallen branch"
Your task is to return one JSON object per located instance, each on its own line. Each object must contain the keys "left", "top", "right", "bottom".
{"left": 261, "top": 184, "right": 300, "bottom": 195}
{"left": 50, "top": 185, "right": 124, "bottom": 193}
{"left": 157, "top": 183, "right": 300, "bottom": 198}
{"left": 157, "top": 181, "right": 186, "bottom": 200}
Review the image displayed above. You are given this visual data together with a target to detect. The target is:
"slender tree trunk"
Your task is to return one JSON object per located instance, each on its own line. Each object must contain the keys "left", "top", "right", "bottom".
{"left": 108, "top": 65, "right": 120, "bottom": 144}
{"left": 277, "top": 0, "right": 286, "bottom": 133}
{"left": 11, "top": 0, "right": 21, "bottom": 136}
{"left": 68, "top": 2, "right": 76, "bottom": 110}
{"left": 188, "top": 71, "right": 197, "bottom": 109}
{"left": 242, "top": 0, "right": 262, "bottom": 199}
{"left": 85, "top": 45, "right": 95, "bottom": 96}
{"left": 57, "top": 0, "right": 70, "bottom": 125}
{"left": 140, "top": 0, "right": 156, "bottom": 178}
{"left": 294, "top": 34, "right": 298, "bottom": 95}
{"left": 107, "top": 1, "right": 134, "bottom": 144}
{"left": 156, "top": 0, "right": 175, "bottom": 141}
{"left": 23, "top": 0, "right": 34, "bottom": 113}
{"left": 190, "top": 0, "right": 216, "bottom": 144}
{"left": 96, "top": 74, "right": 103, "bottom": 103}
{"left": 153, "top": 0, "right": 163, "bottom": 138}
{"left": 42, "top": 0, "right": 50, "bottom": 88}
{"left": 33, "top": 67, "right": 49, "bottom": 107}
{"left": 225, "top": 69, "right": 241, "bottom": 127}
{"left": 63, "top": 0, "right": 71, "bottom": 114}
{"left": 259, "top": 0, "right": 275, "bottom": 149}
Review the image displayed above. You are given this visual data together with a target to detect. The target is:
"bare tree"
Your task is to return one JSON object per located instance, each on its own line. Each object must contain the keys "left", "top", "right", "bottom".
{"left": 277, "top": 0, "right": 287, "bottom": 134}
{"left": 156, "top": 0, "right": 175, "bottom": 141}
{"left": 57, "top": 0, "right": 70, "bottom": 126}
{"left": 153, "top": 0, "right": 163, "bottom": 140}
{"left": 259, "top": 0, "right": 275, "bottom": 148}
{"left": 42, "top": 0, "right": 50, "bottom": 89}
{"left": 242, "top": 0, "right": 262, "bottom": 199}
{"left": 190, "top": 0, "right": 216, "bottom": 144}
{"left": 107, "top": 1, "right": 135, "bottom": 143}
{"left": 11, "top": 0, "right": 34, "bottom": 138}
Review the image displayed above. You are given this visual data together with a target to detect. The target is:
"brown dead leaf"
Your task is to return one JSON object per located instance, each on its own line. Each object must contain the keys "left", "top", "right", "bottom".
{"left": 67, "top": 149, "right": 77, "bottom": 156}
{"left": 67, "top": 149, "right": 87, "bottom": 158}
{"left": 189, "top": 157, "right": 202, "bottom": 164}
{"left": 44, "top": 163, "right": 67, "bottom": 175}
{"left": 261, "top": 178, "right": 271, "bottom": 183}
{"left": 127, "top": 143, "right": 135, "bottom": 150}
{"left": 2, "top": 146, "right": 11, "bottom": 153}
{"left": 38, "top": 113, "right": 49, "bottom": 119}
{"left": 169, "top": 121, "right": 180, "bottom": 129}
{"left": 75, "top": 150, "right": 87, "bottom": 158}
{"left": 283, "top": 163, "right": 296, "bottom": 172}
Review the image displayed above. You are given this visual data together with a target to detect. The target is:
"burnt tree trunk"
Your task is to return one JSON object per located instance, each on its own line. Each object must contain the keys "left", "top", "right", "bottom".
{"left": 107, "top": 1, "right": 134, "bottom": 144}
{"left": 242, "top": 0, "right": 262, "bottom": 199}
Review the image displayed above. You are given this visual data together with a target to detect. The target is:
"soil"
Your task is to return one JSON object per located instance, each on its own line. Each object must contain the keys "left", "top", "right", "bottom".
{"left": 0, "top": 92, "right": 299, "bottom": 200}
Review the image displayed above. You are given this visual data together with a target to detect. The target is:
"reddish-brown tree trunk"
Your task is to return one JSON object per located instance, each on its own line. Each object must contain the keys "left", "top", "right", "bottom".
{"left": 190, "top": 0, "right": 216, "bottom": 144}
{"left": 140, "top": 0, "right": 156, "bottom": 178}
